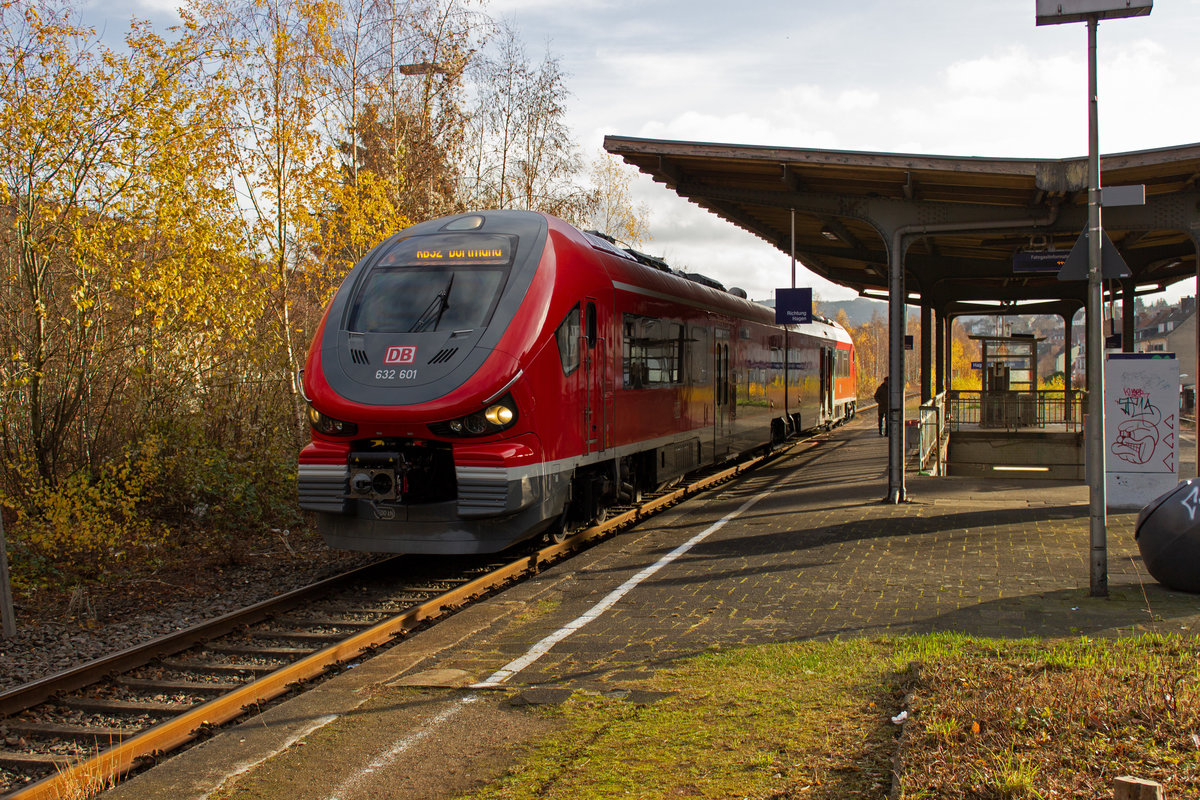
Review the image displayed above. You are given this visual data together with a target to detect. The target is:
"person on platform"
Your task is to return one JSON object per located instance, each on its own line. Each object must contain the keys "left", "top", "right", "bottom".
{"left": 874, "top": 376, "right": 889, "bottom": 436}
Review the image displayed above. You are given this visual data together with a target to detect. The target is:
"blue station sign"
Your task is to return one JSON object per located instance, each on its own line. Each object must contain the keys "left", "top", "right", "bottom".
{"left": 775, "top": 287, "right": 812, "bottom": 325}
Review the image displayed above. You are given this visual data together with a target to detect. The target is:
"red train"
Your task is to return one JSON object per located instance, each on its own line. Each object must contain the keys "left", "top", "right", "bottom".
{"left": 298, "top": 210, "right": 856, "bottom": 554}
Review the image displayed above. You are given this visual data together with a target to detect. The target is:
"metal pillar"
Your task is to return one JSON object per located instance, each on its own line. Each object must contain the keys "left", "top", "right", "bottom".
{"left": 879, "top": 210, "right": 1060, "bottom": 504}
{"left": 1085, "top": 16, "right": 1108, "bottom": 597}
{"left": 1121, "top": 279, "right": 1135, "bottom": 353}
{"left": 785, "top": 209, "right": 795, "bottom": 421}
{"left": 1194, "top": 234, "right": 1200, "bottom": 479}
{"left": 921, "top": 306, "right": 934, "bottom": 402}
{"left": 1064, "top": 311, "right": 1075, "bottom": 422}
{"left": 887, "top": 232, "right": 907, "bottom": 504}
{"left": 790, "top": 209, "right": 796, "bottom": 290}
{"left": 936, "top": 310, "right": 948, "bottom": 394}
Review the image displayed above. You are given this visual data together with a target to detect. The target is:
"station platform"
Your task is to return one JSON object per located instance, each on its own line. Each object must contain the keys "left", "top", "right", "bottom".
{"left": 106, "top": 414, "right": 1200, "bottom": 800}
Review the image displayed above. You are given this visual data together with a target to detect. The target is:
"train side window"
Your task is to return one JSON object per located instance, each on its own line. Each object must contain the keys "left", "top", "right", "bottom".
{"left": 623, "top": 314, "right": 683, "bottom": 388}
{"left": 645, "top": 319, "right": 668, "bottom": 383}
{"left": 623, "top": 315, "right": 644, "bottom": 388}
{"left": 691, "top": 326, "right": 710, "bottom": 383}
{"left": 556, "top": 306, "right": 581, "bottom": 375}
{"left": 674, "top": 323, "right": 685, "bottom": 381}
{"left": 585, "top": 302, "right": 597, "bottom": 347}
{"left": 644, "top": 319, "right": 666, "bottom": 384}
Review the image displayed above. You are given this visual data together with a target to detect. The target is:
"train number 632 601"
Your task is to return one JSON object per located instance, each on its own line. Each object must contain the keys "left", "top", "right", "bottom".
{"left": 375, "top": 369, "right": 417, "bottom": 381}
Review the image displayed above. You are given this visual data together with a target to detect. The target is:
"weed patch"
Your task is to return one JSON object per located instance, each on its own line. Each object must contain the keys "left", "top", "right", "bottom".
{"left": 897, "top": 635, "right": 1200, "bottom": 799}
{"left": 459, "top": 635, "right": 1200, "bottom": 800}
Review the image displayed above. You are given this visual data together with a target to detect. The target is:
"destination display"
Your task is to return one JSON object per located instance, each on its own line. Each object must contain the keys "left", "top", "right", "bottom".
{"left": 379, "top": 233, "right": 514, "bottom": 267}
{"left": 1013, "top": 250, "right": 1070, "bottom": 273}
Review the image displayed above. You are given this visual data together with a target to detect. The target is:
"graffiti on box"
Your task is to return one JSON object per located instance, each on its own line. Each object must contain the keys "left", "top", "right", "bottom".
{"left": 1108, "top": 368, "right": 1176, "bottom": 473}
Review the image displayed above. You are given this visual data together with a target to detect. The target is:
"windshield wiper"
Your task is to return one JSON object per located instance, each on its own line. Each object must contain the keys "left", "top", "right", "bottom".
{"left": 408, "top": 274, "right": 454, "bottom": 332}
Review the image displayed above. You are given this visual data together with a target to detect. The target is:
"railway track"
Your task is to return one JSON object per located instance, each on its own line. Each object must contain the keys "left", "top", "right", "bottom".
{"left": 0, "top": 434, "right": 818, "bottom": 800}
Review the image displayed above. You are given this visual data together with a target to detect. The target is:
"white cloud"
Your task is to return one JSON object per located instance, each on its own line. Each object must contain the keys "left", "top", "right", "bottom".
{"left": 78, "top": 0, "right": 1200, "bottom": 305}
{"left": 486, "top": 0, "right": 615, "bottom": 15}
{"left": 944, "top": 47, "right": 1049, "bottom": 94}
{"left": 83, "top": 0, "right": 181, "bottom": 23}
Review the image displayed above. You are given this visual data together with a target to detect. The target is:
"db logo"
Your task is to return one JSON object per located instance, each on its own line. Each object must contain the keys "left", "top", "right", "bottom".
{"left": 384, "top": 345, "right": 417, "bottom": 364}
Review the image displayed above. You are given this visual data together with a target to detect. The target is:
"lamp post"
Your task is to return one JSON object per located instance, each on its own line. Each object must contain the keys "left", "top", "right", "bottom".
{"left": 1036, "top": 0, "right": 1152, "bottom": 598}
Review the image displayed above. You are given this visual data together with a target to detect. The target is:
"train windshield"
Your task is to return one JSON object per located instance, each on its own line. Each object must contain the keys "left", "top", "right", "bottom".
{"left": 347, "top": 234, "right": 515, "bottom": 333}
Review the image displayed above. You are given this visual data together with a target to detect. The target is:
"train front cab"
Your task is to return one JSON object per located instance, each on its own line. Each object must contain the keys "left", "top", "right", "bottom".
{"left": 298, "top": 211, "right": 581, "bottom": 555}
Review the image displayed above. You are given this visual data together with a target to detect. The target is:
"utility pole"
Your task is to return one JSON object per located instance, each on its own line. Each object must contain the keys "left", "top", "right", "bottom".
{"left": 1036, "top": 0, "right": 1152, "bottom": 597}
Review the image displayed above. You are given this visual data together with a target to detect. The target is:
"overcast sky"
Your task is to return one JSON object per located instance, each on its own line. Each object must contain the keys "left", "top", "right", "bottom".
{"left": 82, "top": 0, "right": 1200, "bottom": 303}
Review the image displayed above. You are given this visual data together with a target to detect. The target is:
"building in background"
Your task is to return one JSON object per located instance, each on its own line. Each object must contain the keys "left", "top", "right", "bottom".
{"left": 1136, "top": 296, "right": 1196, "bottom": 413}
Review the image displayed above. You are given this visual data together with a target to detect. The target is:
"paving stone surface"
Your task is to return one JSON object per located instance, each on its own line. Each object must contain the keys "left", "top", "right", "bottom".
{"left": 106, "top": 413, "right": 1200, "bottom": 800}
{"left": 426, "top": 415, "right": 1200, "bottom": 691}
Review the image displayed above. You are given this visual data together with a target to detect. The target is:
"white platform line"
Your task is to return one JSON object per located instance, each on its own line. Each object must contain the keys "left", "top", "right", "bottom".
{"left": 320, "top": 483, "right": 772, "bottom": 800}
{"left": 209, "top": 715, "right": 339, "bottom": 800}
{"left": 324, "top": 696, "right": 479, "bottom": 800}
{"left": 472, "top": 488, "right": 772, "bottom": 688}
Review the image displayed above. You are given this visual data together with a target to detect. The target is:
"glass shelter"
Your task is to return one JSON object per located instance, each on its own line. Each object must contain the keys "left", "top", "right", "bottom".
{"left": 971, "top": 334, "right": 1043, "bottom": 428}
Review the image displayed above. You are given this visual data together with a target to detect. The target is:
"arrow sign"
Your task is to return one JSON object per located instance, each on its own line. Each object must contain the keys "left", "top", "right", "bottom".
{"left": 1056, "top": 228, "right": 1131, "bottom": 281}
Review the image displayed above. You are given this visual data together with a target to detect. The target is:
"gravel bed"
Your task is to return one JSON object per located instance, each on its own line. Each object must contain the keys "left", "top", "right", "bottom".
{"left": 0, "top": 547, "right": 379, "bottom": 694}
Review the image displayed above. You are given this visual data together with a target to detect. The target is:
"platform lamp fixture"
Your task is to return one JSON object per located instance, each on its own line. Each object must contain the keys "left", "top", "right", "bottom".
{"left": 1035, "top": 0, "right": 1152, "bottom": 598}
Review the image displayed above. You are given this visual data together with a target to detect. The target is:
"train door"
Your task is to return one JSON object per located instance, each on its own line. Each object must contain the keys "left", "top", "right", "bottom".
{"left": 582, "top": 299, "right": 609, "bottom": 454}
{"left": 819, "top": 346, "right": 834, "bottom": 423}
{"left": 714, "top": 326, "right": 732, "bottom": 458}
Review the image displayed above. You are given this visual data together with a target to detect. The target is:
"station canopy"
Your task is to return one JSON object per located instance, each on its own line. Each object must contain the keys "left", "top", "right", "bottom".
{"left": 603, "top": 135, "right": 1200, "bottom": 316}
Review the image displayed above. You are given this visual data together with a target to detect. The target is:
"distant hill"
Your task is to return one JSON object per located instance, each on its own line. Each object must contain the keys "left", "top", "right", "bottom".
{"left": 753, "top": 295, "right": 911, "bottom": 328}
{"left": 815, "top": 297, "right": 888, "bottom": 327}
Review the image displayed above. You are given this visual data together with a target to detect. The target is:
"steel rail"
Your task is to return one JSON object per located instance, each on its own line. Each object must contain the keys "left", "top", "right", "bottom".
{"left": 5, "top": 553, "right": 531, "bottom": 800}
{"left": 0, "top": 558, "right": 399, "bottom": 718}
{"left": 5, "top": 436, "right": 808, "bottom": 800}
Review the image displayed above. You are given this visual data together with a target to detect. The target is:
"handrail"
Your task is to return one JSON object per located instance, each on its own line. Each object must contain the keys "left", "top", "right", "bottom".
{"left": 946, "top": 389, "right": 1087, "bottom": 433}
{"left": 914, "top": 393, "right": 946, "bottom": 474}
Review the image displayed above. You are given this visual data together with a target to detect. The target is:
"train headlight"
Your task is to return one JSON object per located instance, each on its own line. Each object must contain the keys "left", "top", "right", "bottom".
{"left": 433, "top": 395, "right": 518, "bottom": 437}
{"left": 308, "top": 406, "right": 359, "bottom": 437}
{"left": 484, "top": 403, "right": 514, "bottom": 427}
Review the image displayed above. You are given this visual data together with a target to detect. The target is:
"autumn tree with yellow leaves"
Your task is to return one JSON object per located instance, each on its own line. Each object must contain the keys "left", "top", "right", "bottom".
{"left": 0, "top": 0, "right": 650, "bottom": 594}
{"left": 587, "top": 151, "right": 650, "bottom": 247}
{"left": 0, "top": 2, "right": 238, "bottom": 479}
{"left": 0, "top": 1, "right": 270, "bottom": 574}
{"left": 318, "top": 0, "right": 474, "bottom": 281}
{"left": 198, "top": 0, "right": 347, "bottom": 432}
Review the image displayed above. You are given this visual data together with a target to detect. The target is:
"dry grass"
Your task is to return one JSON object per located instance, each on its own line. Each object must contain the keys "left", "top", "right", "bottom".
{"left": 897, "top": 635, "right": 1200, "bottom": 799}
{"left": 459, "top": 634, "right": 1200, "bottom": 800}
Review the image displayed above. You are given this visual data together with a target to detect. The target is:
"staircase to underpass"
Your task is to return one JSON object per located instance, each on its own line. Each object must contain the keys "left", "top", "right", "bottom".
{"left": 908, "top": 391, "right": 1086, "bottom": 480}
{"left": 945, "top": 429, "right": 1085, "bottom": 480}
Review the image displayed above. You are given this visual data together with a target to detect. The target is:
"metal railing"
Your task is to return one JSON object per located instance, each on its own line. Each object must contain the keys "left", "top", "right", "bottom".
{"left": 947, "top": 389, "right": 1087, "bottom": 433}
{"left": 911, "top": 392, "right": 947, "bottom": 474}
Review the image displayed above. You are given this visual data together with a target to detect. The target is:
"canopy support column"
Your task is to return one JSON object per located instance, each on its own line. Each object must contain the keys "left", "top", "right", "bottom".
{"left": 921, "top": 306, "right": 934, "bottom": 402}
{"left": 1063, "top": 311, "right": 1076, "bottom": 423}
{"left": 1121, "top": 280, "right": 1136, "bottom": 353}
{"left": 936, "top": 309, "right": 948, "bottom": 395}
{"left": 886, "top": 231, "right": 908, "bottom": 504}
